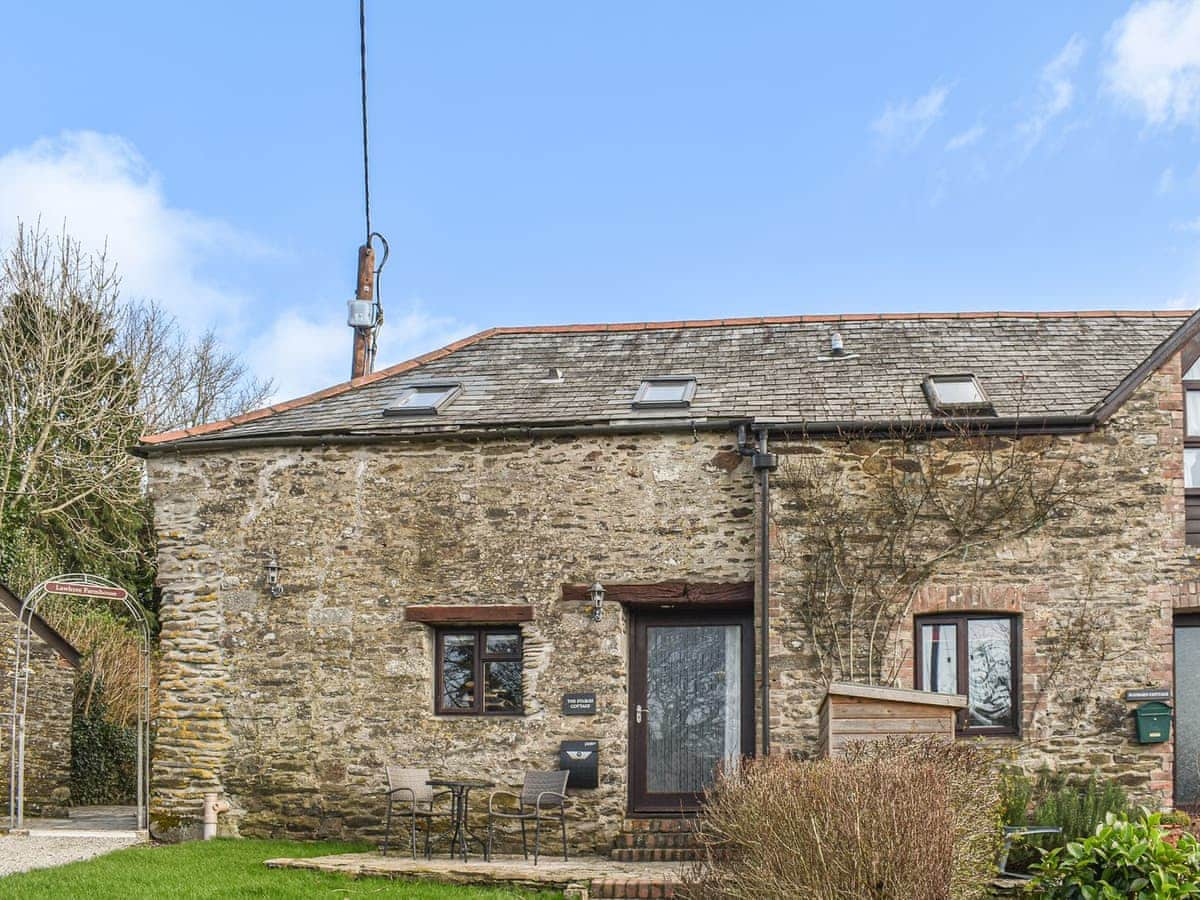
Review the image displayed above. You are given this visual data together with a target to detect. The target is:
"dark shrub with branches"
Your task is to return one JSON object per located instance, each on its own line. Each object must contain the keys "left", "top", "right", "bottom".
{"left": 71, "top": 673, "right": 137, "bottom": 806}
{"left": 681, "top": 738, "right": 1003, "bottom": 900}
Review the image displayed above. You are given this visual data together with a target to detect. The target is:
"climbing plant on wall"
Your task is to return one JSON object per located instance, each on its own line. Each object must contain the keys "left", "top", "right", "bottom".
{"left": 775, "top": 425, "right": 1085, "bottom": 686}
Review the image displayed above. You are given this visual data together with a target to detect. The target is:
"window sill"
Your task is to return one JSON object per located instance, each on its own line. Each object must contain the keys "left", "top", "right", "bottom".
{"left": 432, "top": 713, "right": 528, "bottom": 721}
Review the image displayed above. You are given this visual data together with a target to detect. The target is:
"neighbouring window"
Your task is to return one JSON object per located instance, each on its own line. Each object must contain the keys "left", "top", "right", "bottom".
{"left": 435, "top": 627, "right": 523, "bottom": 715}
{"left": 383, "top": 383, "right": 461, "bottom": 417}
{"left": 632, "top": 377, "right": 697, "bottom": 409}
{"left": 1184, "top": 358, "right": 1200, "bottom": 546}
{"left": 915, "top": 614, "right": 1019, "bottom": 736}
{"left": 923, "top": 374, "right": 994, "bottom": 416}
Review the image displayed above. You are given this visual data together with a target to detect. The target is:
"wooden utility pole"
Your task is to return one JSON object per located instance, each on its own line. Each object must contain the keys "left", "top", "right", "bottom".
{"left": 351, "top": 243, "right": 376, "bottom": 380}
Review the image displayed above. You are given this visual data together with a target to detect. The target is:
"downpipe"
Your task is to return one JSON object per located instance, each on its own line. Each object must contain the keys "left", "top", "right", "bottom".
{"left": 202, "top": 793, "right": 230, "bottom": 840}
{"left": 737, "top": 425, "right": 778, "bottom": 756}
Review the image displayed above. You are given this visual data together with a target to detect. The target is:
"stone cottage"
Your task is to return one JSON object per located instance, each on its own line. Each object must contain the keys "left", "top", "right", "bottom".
{"left": 1, "top": 582, "right": 78, "bottom": 818}
{"left": 135, "top": 310, "right": 1200, "bottom": 845}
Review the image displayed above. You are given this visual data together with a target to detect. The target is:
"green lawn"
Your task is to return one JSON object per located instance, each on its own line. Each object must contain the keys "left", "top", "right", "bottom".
{"left": 0, "top": 839, "right": 563, "bottom": 900}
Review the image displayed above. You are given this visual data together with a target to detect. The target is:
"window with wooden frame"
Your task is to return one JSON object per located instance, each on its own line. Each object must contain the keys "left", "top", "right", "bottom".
{"left": 1184, "top": 358, "right": 1200, "bottom": 546}
{"left": 435, "top": 628, "right": 523, "bottom": 715}
{"left": 914, "top": 613, "right": 1020, "bottom": 736}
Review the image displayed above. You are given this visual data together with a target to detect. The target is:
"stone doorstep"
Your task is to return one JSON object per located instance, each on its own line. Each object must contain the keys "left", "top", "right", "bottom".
{"left": 265, "top": 851, "right": 681, "bottom": 895}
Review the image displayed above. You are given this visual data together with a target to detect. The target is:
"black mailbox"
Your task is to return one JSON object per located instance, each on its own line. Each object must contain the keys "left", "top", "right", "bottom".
{"left": 559, "top": 740, "right": 599, "bottom": 789}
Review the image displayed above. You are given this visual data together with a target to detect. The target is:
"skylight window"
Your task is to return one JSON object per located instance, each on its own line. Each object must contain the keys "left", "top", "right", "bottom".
{"left": 382, "top": 383, "right": 461, "bottom": 417}
{"left": 632, "top": 376, "right": 696, "bottom": 409}
{"left": 923, "top": 374, "right": 993, "bottom": 415}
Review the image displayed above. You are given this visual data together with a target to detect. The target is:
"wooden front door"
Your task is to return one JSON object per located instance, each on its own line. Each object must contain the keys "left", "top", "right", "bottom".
{"left": 628, "top": 609, "right": 755, "bottom": 813}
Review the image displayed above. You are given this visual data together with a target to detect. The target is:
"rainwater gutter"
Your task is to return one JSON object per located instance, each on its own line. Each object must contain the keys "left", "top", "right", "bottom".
{"left": 130, "top": 418, "right": 749, "bottom": 458}
{"left": 755, "top": 413, "right": 1098, "bottom": 439}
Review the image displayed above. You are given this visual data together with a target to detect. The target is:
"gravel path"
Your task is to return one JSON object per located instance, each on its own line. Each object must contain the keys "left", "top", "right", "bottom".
{"left": 0, "top": 833, "right": 142, "bottom": 876}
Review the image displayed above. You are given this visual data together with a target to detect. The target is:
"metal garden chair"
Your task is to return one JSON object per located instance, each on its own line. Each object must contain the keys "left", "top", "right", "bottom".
{"left": 382, "top": 766, "right": 451, "bottom": 858}
{"left": 998, "top": 825, "right": 1064, "bottom": 878}
{"left": 485, "top": 770, "right": 570, "bottom": 864}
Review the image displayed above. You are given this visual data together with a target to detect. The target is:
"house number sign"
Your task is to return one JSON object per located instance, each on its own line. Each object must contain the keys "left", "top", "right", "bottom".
{"left": 562, "top": 692, "right": 598, "bottom": 715}
{"left": 1125, "top": 688, "right": 1171, "bottom": 702}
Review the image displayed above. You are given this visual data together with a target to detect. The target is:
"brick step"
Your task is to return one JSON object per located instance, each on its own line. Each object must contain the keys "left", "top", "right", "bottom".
{"left": 613, "top": 831, "right": 701, "bottom": 850}
{"left": 619, "top": 817, "right": 698, "bottom": 834}
{"left": 609, "top": 847, "right": 703, "bottom": 863}
{"left": 590, "top": 876, "right": 676, "bottom": 899}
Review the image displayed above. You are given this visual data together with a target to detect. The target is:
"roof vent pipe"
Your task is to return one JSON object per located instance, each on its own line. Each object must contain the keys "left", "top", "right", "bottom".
{"left": 830, "top": 332, "right": 845, "bottom": 356}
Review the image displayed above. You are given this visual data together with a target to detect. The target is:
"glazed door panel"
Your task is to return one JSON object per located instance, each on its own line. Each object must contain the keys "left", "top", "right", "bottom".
{"left": 629, "top": 610, "right": 754, "bottom": 813}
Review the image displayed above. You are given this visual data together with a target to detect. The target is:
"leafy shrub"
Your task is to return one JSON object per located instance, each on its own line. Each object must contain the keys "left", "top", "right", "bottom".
{"left": 1001, "top": 768, "right": 1130, "bottom": 872}
{"left": 71, "top": 675, "right": 137, "bottom": 805}
{"left": 1161, "top": 809, "right": 1194, "bottom": 828}
{"left": 1029, "top": 813, "right": 1200, "bottom": 899}
{"left": 680, "top": 738, "right": 1003, "bottom": 900}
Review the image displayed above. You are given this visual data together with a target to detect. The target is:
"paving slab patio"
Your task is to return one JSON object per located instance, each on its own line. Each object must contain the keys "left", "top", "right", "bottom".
{"left": 265, "top": 851, "right": 682, "bottom": 892}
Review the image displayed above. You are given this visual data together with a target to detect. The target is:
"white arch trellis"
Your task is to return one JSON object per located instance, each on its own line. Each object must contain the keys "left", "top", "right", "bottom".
{"left": 7, "top": 574, "right": 151, "bottom": 830}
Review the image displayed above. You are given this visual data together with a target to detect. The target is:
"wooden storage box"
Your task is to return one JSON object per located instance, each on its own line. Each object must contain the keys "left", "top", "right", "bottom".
{"left": 819, "top": 682, "right": 967, "bottom": 757}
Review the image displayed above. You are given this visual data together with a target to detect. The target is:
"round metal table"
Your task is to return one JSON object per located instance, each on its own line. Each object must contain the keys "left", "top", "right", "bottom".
{"left": 426, "top": 777, "right": 494, "bottom": 862}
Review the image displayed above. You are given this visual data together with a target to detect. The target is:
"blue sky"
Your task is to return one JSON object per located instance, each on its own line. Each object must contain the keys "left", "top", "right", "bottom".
{"left": 2, "top": 1, "right": 1200, "bottom": 398}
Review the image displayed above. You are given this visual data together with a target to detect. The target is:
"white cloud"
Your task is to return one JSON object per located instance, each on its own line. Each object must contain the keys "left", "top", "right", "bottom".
{"left": 1174, "top": 216, "right": 1200, "bottom": 231}
{"left": 0, "top": 130, "right": 473, "bottom": 404}
{"left": 1018, "top": 35, "right": 1087, "bottom": 150}
{"left": 0, "top": 131, "right": 270, "bottom": 335}
{"left": 945, "top": 125, "right": 986, "bottom": 151}
{"left": 1159, "top": 166, "right": 1178, "bottom": 194}
{"left": 254, "top": 303, "right": 475, "bottom": 402}
{"left": 1106, "top": 0, "right": 1200, "bottom": 127}
{"left": 1165, "top": 294, "right": 1200, "bottom": 309}
{"left": 871, "top": 84, "right": 951, "bottom": 150}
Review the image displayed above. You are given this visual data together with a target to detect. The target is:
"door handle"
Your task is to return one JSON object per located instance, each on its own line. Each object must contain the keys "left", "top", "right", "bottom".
{"left": 636, "top": 704, "right": 649, "bottom": 724}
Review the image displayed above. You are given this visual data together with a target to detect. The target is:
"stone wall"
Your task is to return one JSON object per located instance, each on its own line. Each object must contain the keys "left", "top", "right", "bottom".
{"left": 0, "top": 620, "right": 75, "bottom": 817}
{"left": 147, "top": 433, "right": 755, "bottom": 845}
{"left": 769, "top": 353, "right": 1196, "bottom": 804}
{"left": 147, "top": 349, "right": 1200, "bottom": 843}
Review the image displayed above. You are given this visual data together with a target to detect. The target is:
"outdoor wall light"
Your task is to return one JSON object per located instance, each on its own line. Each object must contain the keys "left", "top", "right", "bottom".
{"left": 589, "top": 582, "right": 605, "bottom": 623}
{"left": 264, "top": 555, "right": 284, "bottom": 598}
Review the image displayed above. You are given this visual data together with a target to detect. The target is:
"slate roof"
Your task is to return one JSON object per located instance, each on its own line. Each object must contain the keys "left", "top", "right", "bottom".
{"left": 138, "top": 311, "right": 1198, "bottom": 451}
{"left": 0, "top": 582, "right": 81, "bottom": 668}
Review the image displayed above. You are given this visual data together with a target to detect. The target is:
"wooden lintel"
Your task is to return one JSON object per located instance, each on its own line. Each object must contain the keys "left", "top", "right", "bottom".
{"left": 404, "top": 604, "right": 534, "bottom": 624}
{"left": 560, "top": 581, "right": 754, "bottom": 607}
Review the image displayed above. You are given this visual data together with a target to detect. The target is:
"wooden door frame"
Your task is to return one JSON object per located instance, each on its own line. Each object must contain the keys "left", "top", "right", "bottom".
{"left": 627, "top": 607, "right": 756, "bottom": 815}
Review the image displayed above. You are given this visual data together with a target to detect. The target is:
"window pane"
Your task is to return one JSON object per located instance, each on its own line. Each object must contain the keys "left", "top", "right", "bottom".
{"left": 1188, "top": 449, "right": 1200, "bottom": 489}
{"left": 931, "top": 377, "right": 983, "bottom": 406}
{"left": 485, "top": 632, "right": 519, "bottom": 656}
{"left": 441, "top": 634, "right": 476, "bottom": 709}
{"left": 1189, "top": 392, "right": 1200, "bottom": 437}
{"left": 483, "top": 661, "right": 522, "bottom": 712}
{"left": 638, "top": 380, "right": 692, "bottom": 404}
{"left": 399, "top": 386, "right": 453, "bottom": 409}
{"left": 920, "top": 624, "right": 958, "bottom": 693}
{"left": 1187, "top": 359, "right": 1200, "bottom": 381}
{"left": 967, "top": 619, "right": 1013, "bottom": 729}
